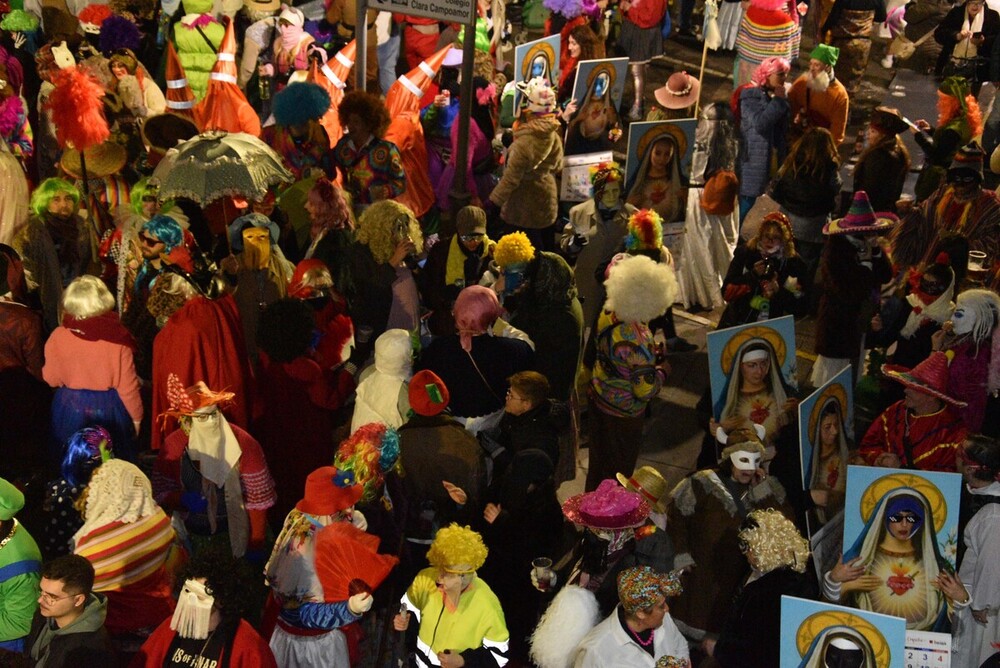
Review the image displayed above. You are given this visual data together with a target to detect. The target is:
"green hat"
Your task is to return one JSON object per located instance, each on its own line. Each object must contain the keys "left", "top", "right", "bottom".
{"left": 0, "top": 478, "right": 24, "bottom": 521}
{"left": 939, "top": 75, "right": 971, "bottom": 100}
{"left": 810, "top": 44, "right": 840, "bottom": 67}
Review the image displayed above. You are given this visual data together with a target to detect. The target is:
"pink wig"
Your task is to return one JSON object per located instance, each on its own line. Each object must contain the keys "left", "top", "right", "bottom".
{"left": 751, "top": 57, "right": 791, "bottom": 87}
{"left": 308, "top": 177, "right": 353, "bottom": 230}
{"left": 453, "top": 285, "right": 502, "bottom": 352}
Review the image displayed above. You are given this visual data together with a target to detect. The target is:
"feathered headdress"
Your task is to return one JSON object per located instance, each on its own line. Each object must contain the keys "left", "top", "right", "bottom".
{"left": 99, "top": 15, "right": 142, "bottom": 56}
{"left": 47, "top": 66, "right": 110, "bottom": 151}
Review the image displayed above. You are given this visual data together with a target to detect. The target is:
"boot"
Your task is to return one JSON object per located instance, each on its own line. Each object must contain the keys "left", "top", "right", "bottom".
{"left": 629, "top": 63, "right": 646, "bottom": 121}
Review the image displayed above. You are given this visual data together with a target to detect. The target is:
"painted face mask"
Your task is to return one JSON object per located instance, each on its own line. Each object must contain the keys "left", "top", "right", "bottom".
{"left": 600, "top": 182, "right": 621, "bottom": 209}
{"left": 242, "top": 227, "right": 272, "bottom": 270}
{"left": 950, "top": 304, "right": 977, "bottom": 335}
{"left": 823, "top": 638, "right": 865, "bottom": 668}
{"left": 730, "top": 449, "right": 762, "bottom": 471}
{"left": 170, "top": 579, "right": 215, "bottom": 640}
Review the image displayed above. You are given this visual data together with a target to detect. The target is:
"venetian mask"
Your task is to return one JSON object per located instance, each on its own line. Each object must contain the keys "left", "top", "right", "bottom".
{"left": 242, "top": 227, "right": 272, "bottom": 270}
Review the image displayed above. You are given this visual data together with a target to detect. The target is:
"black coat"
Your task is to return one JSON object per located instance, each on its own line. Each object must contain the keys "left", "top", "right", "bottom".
{"left": 713, "top": 567, "right": 818, "bottom": 668}
{"left": 853, "top": 140, "right": 909, "bottom": 213}
{"left": 933, "top": 3, "right": 1000, "bottom": 78}
{"left": 718, "top": 246, "right": 809, "bottom": 329}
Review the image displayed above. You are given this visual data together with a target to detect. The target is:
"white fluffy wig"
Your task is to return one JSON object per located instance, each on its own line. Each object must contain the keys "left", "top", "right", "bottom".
{"left": 603, "top": 254, "right": 678, "bottom": 324}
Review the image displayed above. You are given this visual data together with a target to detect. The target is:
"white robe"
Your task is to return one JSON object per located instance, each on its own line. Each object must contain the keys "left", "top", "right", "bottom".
{"left": 955, "top": 482, "right": 1000, "bottom": 666}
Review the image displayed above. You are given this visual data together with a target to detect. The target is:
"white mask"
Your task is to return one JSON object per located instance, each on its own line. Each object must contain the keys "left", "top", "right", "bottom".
{"left": 950, "top": 305, "right": 977, "bottom": 335}
{"left": 170, "top": 579, "right": 215, "bottom": 639}
{"left": 730, "top": 450, "right": 762, "bottom": 471}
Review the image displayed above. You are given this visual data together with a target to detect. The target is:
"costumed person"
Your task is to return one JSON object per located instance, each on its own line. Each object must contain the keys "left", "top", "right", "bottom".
{"left": 265, "top": 467, "right": 384, "bottom": 667}
{"left": 678, "top": 101, "right": 739, "bottom": 313}
{"left": 171, "top": 0, "right": 224, "bottom": 101}
{"left": 936, "top": 288, "right": 1000, "bottom": 432}
{"left": 107, "top": 47, "right": 166, "bottom": 120}
{"left": 822, "top": 0, "right": 887, "bottom": 96}
{"left": 736, "top": 57, "right": 791, "bottom": 222}
{"left": 733, "top": 0, "right": 798, "bottom": 87}
{"left": 0, "top": 477, "right": 42, "bottom": 653}
{"left": 286, "top": 259, "right": 355, "bottom": 372}
{"left": 192, "top": 16, "right": 262, "bottom": 136}
{"left": 237, "top": 0, "right": 282, "bottom": 90}
{"left": 420, "top": 62, "right": 462, "bottom": 200}
{"left": 434, "top": 76, "right": 500, "bottom": 212}
{"left": 811, "top": 191, "right": 894, "bottom": 386}
{"left": 394, "top": 13, "right": 440, "bottom": 70}
{"left": 132, "top": 545, "right": 278, "bottom": 667}
{"left": 42, "top": 275, "right": 141, "bottom": 463}
{"left": 350, "top": 329, "right": 412, "bottom": 433}
{"left": 563, "top": 161, "right": 635, "bottom": 330}
{"left": 262, "top": 4, "right": 314, "bottom": 89}
{"left": 645, "top": 71, "right": 699, "bottom": 121}
{"left": 0, "top": 50, "right": 31, "bottom": 164}
{"left": 417, "top": 283, "right": 534, "bottom": 432}
{"left": 853, "top": 106, "right": 911, "bottom": 213}
{"left": 573, "top": 566, "right": 688, "bottom": 666}
{"left": 788, "top": 46, "right": 848, "bottom": 145}
{"left": 72, "top": 459, "right": 179, "bottom": 636}
{"left": 154, "top": 375, "right": 277, "bottom": 558}
{"left": 946, "top": 435, "right": 1000, "bottom": 665}
{"left": 302, "top": 177, "right": 356, "bottom": 297}
{"left": 265, "top": 82, "right": 333, "bottom": 180}
{"left": 562, "top": 60, "right": 621, "bottom": 156}
{"left": 625, "top": 124, "right": 688, "bottom": 225}
{"left": 933, "top": 0, "right": 999, "bottom": 95}
{"left": 617, "top": 0, "right": 666, "bottom": 120}
{"left": 221, "top": 213, "right": 294, "bottom": 364}
{"left": 700, "top": 509, "right": 816, "bottom": 666}
{"left": 587, "top": 254, "right": 676, "bottom": 491}
{"left": 419, "top": 206, "right": 496, "bottom": 337}
{"left": 346, "top": 200, "right": 423, "bottom": 372}
{"left": 255, "top": 298, "right": 355, "bottom": 519}
{"left": 14, "top": 178, "right": 92, "bottom": 332}
{"left": 34, "top": 42, "right": 75, "bottom": 182}
{"left": 858, "top": 351, "right": 968, "bottom": 471}
{"left": 768, "top": 127, "right": 842, "bottom": 276}
{"left": 717, "top": 211, "right": 807, "bottom": 328}
{"left": 490, "top": 77, "right": 563, "bottom": 253}
{"left": 151, "top": 263, "right": 254, "bottom": 451}
{"left": 824, "top": 484, "right": 954, "bottom": 630}
{"left": 906, "top": 78, "right": 983, "bottom": 202}
{"left": 0, "top": 133, "right": 30, "bottom": 245}
{"left": 557, "top": 23, "right": 605, "bottom": 104}
{"left": 41, "top": 426, "right": 113, "bottom": 558}
{"left": 393, "top": 524, "right": 510, "bottom": 668}
{"left": 667, "top": 426, "right": 790, "bottom": 643}
{"left": 893, "top": 143, "right": 1000, "bottom": 277}
{"left": 332, "top": 91, "right": 406, "bottom": 213}
{"left": 25, "top": 554, "right": 116, "bottom": 665}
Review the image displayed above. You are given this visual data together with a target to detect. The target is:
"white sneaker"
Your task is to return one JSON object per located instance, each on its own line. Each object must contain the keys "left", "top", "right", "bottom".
{"left": 881, "top": 54, "right": 894, "bottom": 69}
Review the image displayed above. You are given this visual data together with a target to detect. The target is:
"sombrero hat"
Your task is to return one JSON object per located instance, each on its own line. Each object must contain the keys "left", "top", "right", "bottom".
{"left": 562, "top": 479, "right": 650, "bottom": 530}
{"left": 520, "top": 40, "right": 556, "bottom": 82}
{"left": 795, "top": 613, "right": 890, "bottom": 668}
{"left": 636, "top": 123, "right": 688, "bottom": 167}
{"left": 654, "top": 71, "right": 700, "bottom": 110}
{"left": 823, "top": 191, "right": 897, "bottom": 235}
{"left": 60, "top": 141, "right": 127, "bottom": 179}
{"left": 881, "top": 350, "right": 967, "bottom": 407}
{"left": 859, "top": 475, "right": 947, "bottom": 533}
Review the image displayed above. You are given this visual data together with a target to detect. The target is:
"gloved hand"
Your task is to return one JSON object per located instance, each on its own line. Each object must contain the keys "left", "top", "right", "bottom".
{"left": 351, "top": 510, "right": 368, "bottom": 532}
{"left": 180, "top": 491, "right": 208, "bottom": 513}
{"left": 348, "top": 592, "right": 373, "bottom": 615}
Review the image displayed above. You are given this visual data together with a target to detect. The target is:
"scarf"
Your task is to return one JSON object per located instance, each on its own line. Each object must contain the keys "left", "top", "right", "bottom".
{"left": 955, "top": 8, "right": 985, "bottom": 58}
{"left": 63, "top": 312, "right": 137, "bottom": 351}
{"left": 902, "top": 287, "right": 954, "bottom": 338}
{"left": 444, "top": 234, "right": 492, "bottom": 287}
{"left": 45, "top": 212, "right": 82, "bottom": 273}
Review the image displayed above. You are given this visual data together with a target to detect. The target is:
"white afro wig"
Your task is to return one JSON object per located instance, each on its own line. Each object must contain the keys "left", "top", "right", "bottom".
{"left": 604, "top": 254, "right": 678, "bottom": 324}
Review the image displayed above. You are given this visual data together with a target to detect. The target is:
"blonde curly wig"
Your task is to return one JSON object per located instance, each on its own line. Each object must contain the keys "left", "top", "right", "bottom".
{"left": 426, "top": 524, "right": 488, "bottom": 572}
{"left": 355, "top": 200, "right": 424, "bottom": 265}
{"left": 739, "top": 508, "right": 810, "bottom": 574}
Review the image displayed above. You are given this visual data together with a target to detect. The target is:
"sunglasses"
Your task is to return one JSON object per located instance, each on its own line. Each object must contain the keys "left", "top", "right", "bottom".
{"left": 139, "top": 233, "right": 163, "bottom": 246}
{"left": 887, "top": 514, "right": 918, "bottom": 524}
{"left": 460, "top": 233, "right": 485, "bottom": 242}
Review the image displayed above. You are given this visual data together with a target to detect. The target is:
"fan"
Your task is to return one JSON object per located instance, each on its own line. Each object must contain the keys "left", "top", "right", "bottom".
{"left": 314, "top": 522, "right": 400, "bottom": 603}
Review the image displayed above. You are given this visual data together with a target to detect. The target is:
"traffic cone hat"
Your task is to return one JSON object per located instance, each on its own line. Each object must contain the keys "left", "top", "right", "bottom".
{"left": 164, "top": 41, "right": 195, "bottom": 118}
{"left": 307, "top": 39, "right": 355, "bottom": 147}
{"left": 385, "top": 45, "right": 451, "bottom": 117}
{"left": 193, "top": 17, "right": 261, "bottom": 136}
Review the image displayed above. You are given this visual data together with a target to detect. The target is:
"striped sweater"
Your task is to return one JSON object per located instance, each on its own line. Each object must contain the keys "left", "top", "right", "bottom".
{"left": 736, "top": 5, "right": 800, "bottom": 69}
{"left": 75, "top": 510, "right": 174, "bottom": 592}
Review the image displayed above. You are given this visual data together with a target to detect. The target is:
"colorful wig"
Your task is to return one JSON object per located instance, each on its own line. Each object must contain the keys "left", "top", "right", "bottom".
{"left": 99, "top": 16, "right": 142, "bottom": 56}
{"left": 590, "top": 161, "right": 624, "bottom": 202}
{"left": 426, "top": 523, "right": 488, "bottom": 571}
{"left": 141, "top": 214, "right": 184, "bottom": 253}
{"left": 333, "top": 423, "right": 401, "bottom": 504}
{"left": 273, "top": 82, "right": 332, "bottom": 127}
{"left": 494, "top": 231, "right": 536, "bottom": 269}
{"left": 625, "top": 209, "right": 663, "bottom": 252}
{"left": 30, "top": 178, "right": 80, "bottom": 218}
{"left": 308, "top": 177, "right": 354, "bottom": 231}
{"left": 355, "top": 200, "right": 423, "bottom": 266}
{"left": 750, "top": 57, "right": 791, "bottom": 87}
{"left": 749, "top": 211, "right": 797, "bottom": 257}
{"left": 453, "top": 285, "right": 502, "bottom": 352}
{"left": 62, "top": 426, "right": 113, "bottom": 488}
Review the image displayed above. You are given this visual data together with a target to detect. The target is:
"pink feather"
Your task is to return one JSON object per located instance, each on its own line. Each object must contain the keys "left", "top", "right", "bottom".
{"left": 0, "top": 96, "right": 23, "bottom": 137}
{"left": 46, "top": 67, "right": 110, "bottom": 151}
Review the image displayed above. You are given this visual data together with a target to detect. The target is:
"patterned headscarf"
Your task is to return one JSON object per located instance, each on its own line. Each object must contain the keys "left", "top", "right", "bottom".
{"left": 617, "top": 566, "right": 684, "bottom": 614}
{"left": 590, "top": 161, "right": 624, "bottom": 203}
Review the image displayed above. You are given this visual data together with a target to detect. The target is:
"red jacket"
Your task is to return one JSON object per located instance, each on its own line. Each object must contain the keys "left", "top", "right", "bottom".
{"left": 131, "top": 618, "right": 277, "bottom": 667}
{"left": 625, "top": 0, "right": 666, "bottom": 30}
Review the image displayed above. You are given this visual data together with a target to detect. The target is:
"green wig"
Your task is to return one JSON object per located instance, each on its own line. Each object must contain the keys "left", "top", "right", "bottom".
{"left": 31, "top": 178, "right": 80, "bottom": 218}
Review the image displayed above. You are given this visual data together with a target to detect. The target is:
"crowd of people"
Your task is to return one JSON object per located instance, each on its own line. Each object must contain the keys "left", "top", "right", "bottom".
{"left": 1, "top": 0, "right": 1000, "bottom": 665}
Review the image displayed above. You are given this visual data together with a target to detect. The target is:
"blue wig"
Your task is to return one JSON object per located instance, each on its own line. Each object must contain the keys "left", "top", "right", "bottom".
{"left": 142, "top": 214, "right": 184, "bottom": 253}
{"left": 30, "top": 178, "right": 80, "bottom": 218}
{"left": 61, "top": 426, "right": 113, "bottom": 488}
{"left": 272, "top": 82, "right": 332, "bottom": 127}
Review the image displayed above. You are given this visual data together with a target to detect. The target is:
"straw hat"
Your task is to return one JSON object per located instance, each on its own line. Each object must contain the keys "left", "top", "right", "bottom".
{"left": 61, "top": 141, "right": 127, "bottom": 179}
{"left": 616, "top": 466, "right": 668, "bottom": 513}
{"left": 882, "top": 351, "right": 967, "bottom": 406}
{"left": 654, "top": 71, "right": 700, "bottom": 110}
{"left": 243, "top": 0, "right": 280, "bottom": 13}
{"left": 823, "top": 191, "right": 897, "bottom": 236}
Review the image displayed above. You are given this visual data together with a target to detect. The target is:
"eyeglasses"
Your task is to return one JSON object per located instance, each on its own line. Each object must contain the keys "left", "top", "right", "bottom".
{"left": 139, "top": 233, "right": 163, "bottom": 247}
{"left": 506, "top": 390, "right": 525, "bottom": 402}
{"left": 887, "top": 513, "right": 919, "bottom": 525}
{"left": 39, "top": 590, "right": 76, "bottom": 604}
{"left": 460, "top": 233, "right": 485, "bottom": 242}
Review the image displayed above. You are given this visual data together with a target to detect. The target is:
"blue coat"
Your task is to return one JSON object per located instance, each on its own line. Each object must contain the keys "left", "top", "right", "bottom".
{"left": 738, "top": 86, "right": 790, "bottom": 197}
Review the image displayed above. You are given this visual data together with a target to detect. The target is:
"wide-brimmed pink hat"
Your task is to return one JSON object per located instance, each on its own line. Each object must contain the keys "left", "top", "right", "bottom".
{"left": 882, "top": 351, "right": 967, "bottom": 407}
{"left": 654, "top": 71, "right": 700, "bottom": 110}
{"left": 562, "top": 479, "right": 650, "bottom": 529}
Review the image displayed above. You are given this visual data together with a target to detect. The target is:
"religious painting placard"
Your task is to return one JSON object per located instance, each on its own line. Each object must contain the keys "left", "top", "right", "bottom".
{"left": 780, "top": 596, "right": 906, "bottom": 668}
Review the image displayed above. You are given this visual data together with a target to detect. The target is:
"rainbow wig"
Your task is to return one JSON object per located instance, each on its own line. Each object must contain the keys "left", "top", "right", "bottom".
{"left": 494, "top": 231, "right": 535, "bottom": 269}
{"left": 62, "top": 426, "right": 113, "bottom": 487}
{"left": 625, "top": 209, "right": 663, "bottom": 252}
{"left": 427, "top": 523, "right": 488, "bottom": 572}
{"left": 30, "top": 178, "right": 80, "bottom": 217}
{"left": 141, "top": 214, "right": 184, "bottom": 253}
{"left": 333, "top": 423, "right": 401, "bottom": 504}
{"left": 453, "top": 285, "right": 502, "bottom": 352}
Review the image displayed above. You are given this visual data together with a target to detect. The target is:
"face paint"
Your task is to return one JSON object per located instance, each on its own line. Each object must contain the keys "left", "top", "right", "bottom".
{"left": 730, "top": 449, "right": 762, "bottom": 471}
{"left": 594, "top": 72, "right": 609, "bottom": 98}
{"left": 242, "top": 227, "right": 272, "bottom": 270}
{"left": 950, "top": 305, "right": 977, "bottom": 335}
{"left": 600, "top": 181, "right": 621, "bottom": 208}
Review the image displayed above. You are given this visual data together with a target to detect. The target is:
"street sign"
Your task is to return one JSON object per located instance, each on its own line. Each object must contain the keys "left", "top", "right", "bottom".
{"left": 368, "top": 0, "right": 475, "bottom": 26}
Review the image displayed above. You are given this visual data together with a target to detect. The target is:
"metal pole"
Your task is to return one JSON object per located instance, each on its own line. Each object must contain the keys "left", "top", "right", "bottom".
{"left": 448, "top": 19, "right": 478, "bottom": 215}
{"left": 356, "top": 0, "right": 367, "bottom": 90}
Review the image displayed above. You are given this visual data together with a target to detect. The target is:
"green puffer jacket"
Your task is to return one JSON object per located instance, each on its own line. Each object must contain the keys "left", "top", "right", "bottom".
{"left": 173, "top": 15, "right": 224, "bottom": 100}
